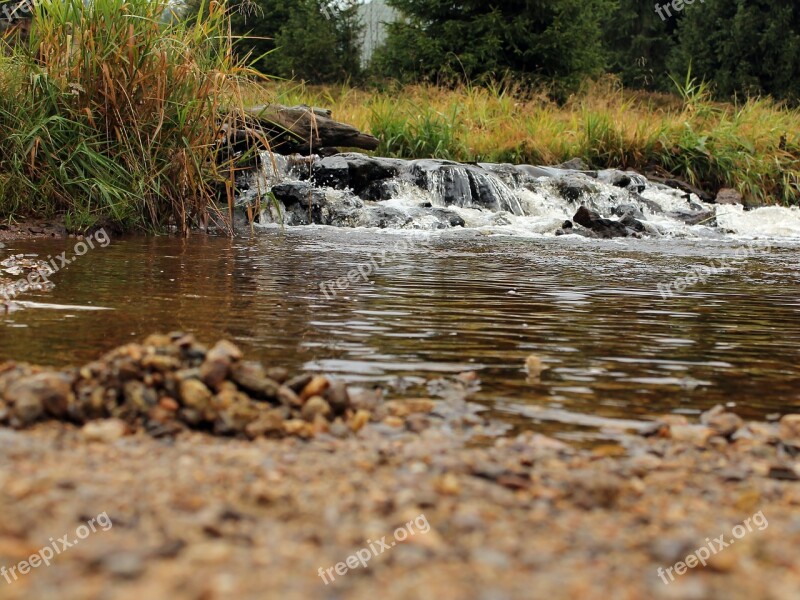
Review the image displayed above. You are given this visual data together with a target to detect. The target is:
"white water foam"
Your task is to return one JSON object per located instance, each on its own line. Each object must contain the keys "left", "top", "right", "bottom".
{"left": 715, "top": 205, "right": 800, "bottom": 238}
{"left": 252, "top": 151, "right": 800, "bottom": 242}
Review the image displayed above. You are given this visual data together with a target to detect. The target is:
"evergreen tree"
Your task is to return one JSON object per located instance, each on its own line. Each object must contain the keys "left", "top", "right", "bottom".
{"left": 230, "top": 0, "right": 363, "bottom": 83}
{"left": 604, "top": 0, "right": 679, "bottom": 91}
{"left": 373, "top": 0, "right": 614, "bottom": 88}
{"left": 668, "top": 0, "right": 800, "bottom": 102}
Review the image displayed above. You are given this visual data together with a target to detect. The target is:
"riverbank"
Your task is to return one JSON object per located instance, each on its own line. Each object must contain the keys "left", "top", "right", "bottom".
{"left": 1, "top": 337, "right": 800, "bottom": 598}
{"left": 0, "top": 221, "right": 65, "bottom": 243}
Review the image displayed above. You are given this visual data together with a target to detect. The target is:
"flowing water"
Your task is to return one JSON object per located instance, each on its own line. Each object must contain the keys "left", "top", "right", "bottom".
{"left": 2, "top": 218, "right": 799, "bottom": 441}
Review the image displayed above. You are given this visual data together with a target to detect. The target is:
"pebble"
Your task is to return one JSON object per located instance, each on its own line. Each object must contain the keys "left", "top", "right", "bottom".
{"left": 81, "top": 419, "right": 128, "bottom": 443}
{"left": 778, "top": 414, "right": 800, "bottom": 447}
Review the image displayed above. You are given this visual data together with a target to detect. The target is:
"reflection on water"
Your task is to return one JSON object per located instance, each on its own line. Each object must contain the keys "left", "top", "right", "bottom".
{"left": 1, "top": 230, "right": 799, "bottom": 439}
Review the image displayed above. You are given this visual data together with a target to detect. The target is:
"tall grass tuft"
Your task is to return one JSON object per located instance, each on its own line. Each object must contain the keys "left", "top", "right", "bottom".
{"left": 0, "top": 0, "right": 260, "bottom": 232}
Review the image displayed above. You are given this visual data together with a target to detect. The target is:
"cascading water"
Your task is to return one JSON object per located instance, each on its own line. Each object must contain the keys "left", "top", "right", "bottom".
{"left": 241, "top": 151, "right": 800, "bottom": 242}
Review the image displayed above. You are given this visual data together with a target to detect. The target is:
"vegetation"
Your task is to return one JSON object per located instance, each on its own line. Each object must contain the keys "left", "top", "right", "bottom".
{"left": 225, "top": 0, "right": 800, "bottom": 105}
{"left": 266, "top": 77, "right": 800, "bottom": 206}
{"left": 669, "top": 0, "right": 800, "bottom": 103}
{"left": 0, "top": 0, "right": 260, "bottom": 232}
{"left": 229, "top": 0, "right": 363, "bottom": 83}
{"left": 373, "top": 0, "right": 613, "bottom": 92}
{"left": 0, "top": 0, "right": 798, "bottom": 230}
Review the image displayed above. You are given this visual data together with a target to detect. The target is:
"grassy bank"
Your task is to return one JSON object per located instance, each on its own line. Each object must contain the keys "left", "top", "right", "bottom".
{"left": 267, "top": 78, "right": 800, "bottom": 207}
{"left": 0, "top": 0, "right": 258, "bottom": 233}
{"left": 0, "top": 2, "right": 797, "bottom": 234}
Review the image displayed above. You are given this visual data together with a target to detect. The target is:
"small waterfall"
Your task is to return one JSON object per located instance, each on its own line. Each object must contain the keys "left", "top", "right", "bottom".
{"left": 244, "top": 152, "right": 800, "bottom": 241}
{"left": 418, "top": 163, "right": 473, "bottom": 208}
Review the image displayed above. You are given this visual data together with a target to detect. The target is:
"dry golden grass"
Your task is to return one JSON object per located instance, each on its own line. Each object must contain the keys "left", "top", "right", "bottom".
{"left": 252, "top": 77, "right": 800, "bottom": 206}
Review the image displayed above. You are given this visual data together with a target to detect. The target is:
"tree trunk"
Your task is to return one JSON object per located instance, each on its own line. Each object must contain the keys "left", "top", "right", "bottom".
{"left": 235, "top": 104, "right": 380, "bottom": 155}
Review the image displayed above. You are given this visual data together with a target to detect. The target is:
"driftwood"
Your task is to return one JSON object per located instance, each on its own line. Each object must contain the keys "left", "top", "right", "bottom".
{"left": 223, "top": 104, "right": 380, "bottom": 156}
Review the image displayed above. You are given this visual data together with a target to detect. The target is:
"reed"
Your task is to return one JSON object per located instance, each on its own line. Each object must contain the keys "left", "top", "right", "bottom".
{"left": 0, "top": 0, "right": 261, "bottom": 232}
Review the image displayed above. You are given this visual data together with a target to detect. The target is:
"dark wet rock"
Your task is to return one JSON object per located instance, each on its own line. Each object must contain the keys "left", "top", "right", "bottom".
{"left": 468, "top": 169, "right": 523, "bottom": 214}
{"left": 573, "top": 206, "right": 638, "bottom": 238}
{"left": 358, "top": 204, "right": 464, "bottom": 230}
{"left": 629, "top": 193, "right": 663, "bottom": 215}
{"left": 230, "top": 362, "right": 280, "bottom": 400}
{"left": 360, "top": 178, "right": 404, "bottom": 201}
{"left": 270, "top": 181, "right": 364, "bottom": 226}
{"left": 323, "top": 381, "right": 350, "bottom": 416}
{"left": 308, "top": 154, "right": 349, "bottom": 188}
{"left": 200, "top": 340, "right": 242, "bottom": 389}
{"left": 647, "top": 175, "right": 714, "bottom": 202}
{"left": 408, "top": 160, "right": 474, "bottom": 206}
{"left": 619, "top": 212, "right": 646, "bottom": 233}
{"left": 555, "top": 220, "right": 576, "bottom": 236}
{"left": 431, "top": 208, "right": 466, "bottom": 228}
{"left": 555, "top": 175, "right": 599, "bottom": 202}
{"left": 311, "top": 153, "right": 405, "bottom": 195}
{"left": 768, "top": 465, "right": 800, "bottom": 481}
{"left": 285, "top": 373, "right": 314, "bottom": 394}
{"left": 597, "top": 169, "right": 647, "bottom": 193}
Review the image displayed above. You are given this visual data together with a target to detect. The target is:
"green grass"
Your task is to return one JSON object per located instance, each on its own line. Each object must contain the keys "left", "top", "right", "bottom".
{"left": 1, "top": 7, "right": 797, "bottom": 232}
{"left": 262, "top": 77, "right": 800, "bottom": 207}
{"left": 0, "top": 0, "right": 261, "bottom": 233}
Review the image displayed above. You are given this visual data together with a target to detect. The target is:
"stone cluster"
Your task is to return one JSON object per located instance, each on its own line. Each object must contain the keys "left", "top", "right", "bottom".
{"left": 0, "top": 333, "right": 410, "bottom": 439}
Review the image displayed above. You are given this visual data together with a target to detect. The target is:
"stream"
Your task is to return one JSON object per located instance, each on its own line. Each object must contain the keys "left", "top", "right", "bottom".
{"left": 2, "top": 222, "right": 799, "bottom": 442}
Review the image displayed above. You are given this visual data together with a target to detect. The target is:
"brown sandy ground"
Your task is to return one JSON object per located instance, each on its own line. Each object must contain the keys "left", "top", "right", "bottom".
{"left": 1, "top": 412, "right": 800, "bottom": 600}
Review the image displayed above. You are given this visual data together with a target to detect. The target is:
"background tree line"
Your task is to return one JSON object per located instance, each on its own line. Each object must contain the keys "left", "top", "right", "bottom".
{"left": 232, "top": 0, "right": 800, "bottom": 102}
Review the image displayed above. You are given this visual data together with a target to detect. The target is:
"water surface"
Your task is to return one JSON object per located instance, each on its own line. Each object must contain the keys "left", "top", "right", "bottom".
{"left": 2, "top": 230, "right": 799, "bottom": 440}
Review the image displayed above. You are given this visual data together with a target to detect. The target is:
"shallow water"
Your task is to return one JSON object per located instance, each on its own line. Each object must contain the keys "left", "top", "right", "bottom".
{"left": 2, "top": 230, "right": 799, "bottom": 440}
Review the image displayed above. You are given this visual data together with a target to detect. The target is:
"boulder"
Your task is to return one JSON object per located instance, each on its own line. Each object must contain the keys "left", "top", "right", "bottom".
{"left": 572, "top": 206, "right": 642, "bottom": 238}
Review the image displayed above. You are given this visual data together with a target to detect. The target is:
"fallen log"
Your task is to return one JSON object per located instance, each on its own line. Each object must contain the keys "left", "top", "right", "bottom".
{"left": 225, "top": 104, "right": 380, "bottom": 156}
